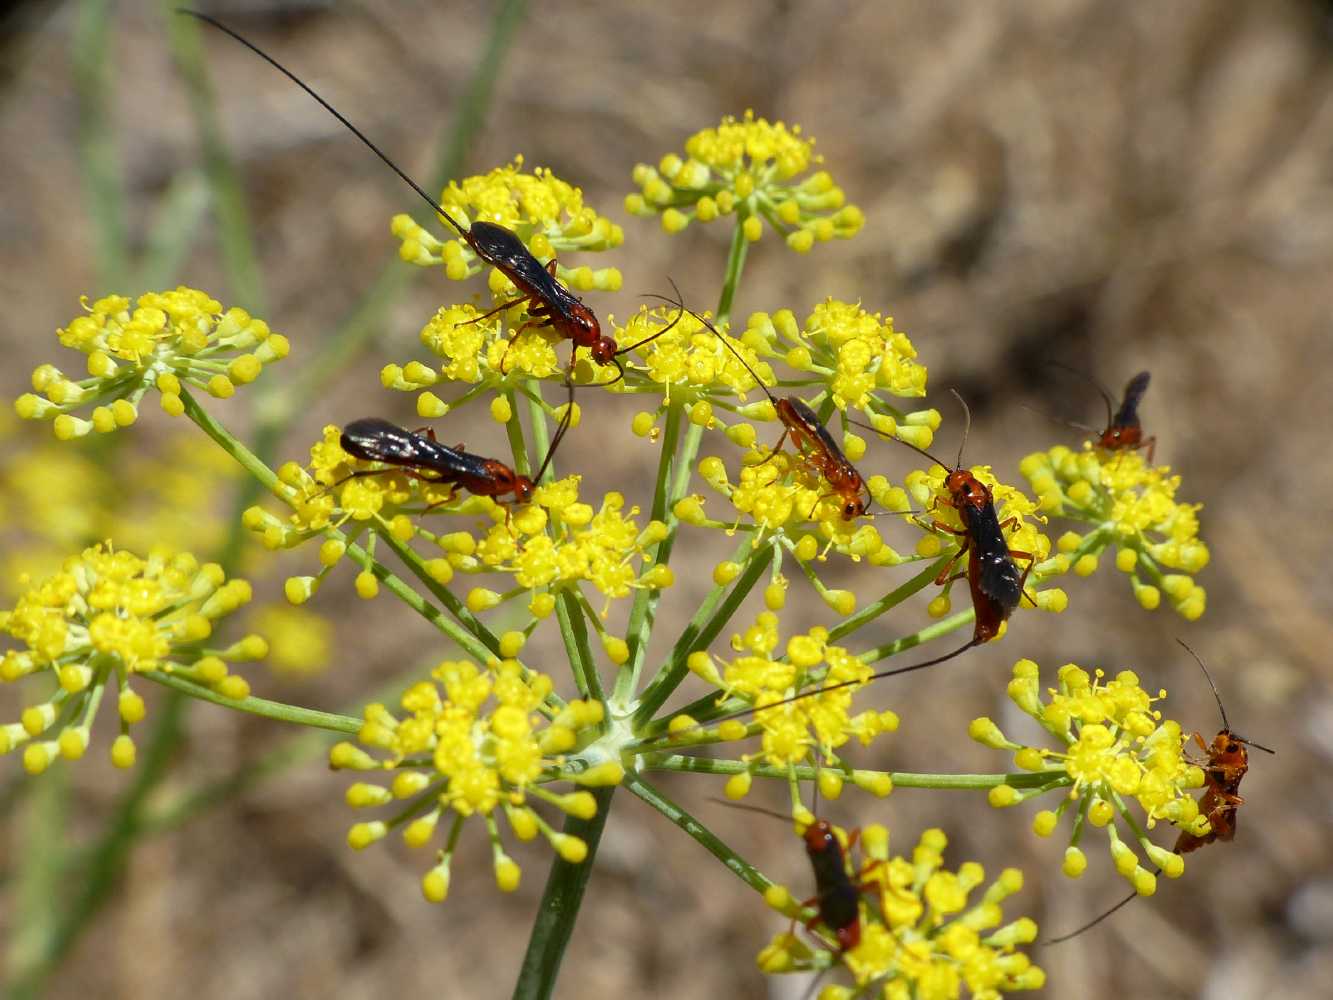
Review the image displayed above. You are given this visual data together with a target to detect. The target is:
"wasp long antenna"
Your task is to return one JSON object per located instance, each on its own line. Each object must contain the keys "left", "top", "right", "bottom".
{"left": 1175, "top": 638, "right": 1276, "bottom": 755}
{"left": 615, "top": 277, "right": 687, "bottom": 357}
{"left": 532, "top": 381, "right": 575, "bottom": 483}
{"left": 1045, "top": 361, "right": 1116, "bottom": 430}
{"left": 707, "top": 797, "right": 802, "bottom": 826}
{"left": 1018, "top": 402, "right": 1100, "bottom": 436}
{"left": 645, "top": 293, "right": 779, "bottom": 406}
{"left": 1042, "top": 886, "right": 1140, "bottom": 945}
{"left": 708, "top": 638, "right": 981, "bottom": 729}
{"left": 948, "top": 388, "right": 972, "bottom": 470}
{"left": 179, "top": 8, "right": 470, "bottom": 237}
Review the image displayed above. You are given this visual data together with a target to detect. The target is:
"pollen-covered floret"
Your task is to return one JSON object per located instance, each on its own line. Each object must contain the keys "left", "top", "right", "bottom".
{"left": 330, "top": 658, "right": 613, "bottom": 901}
{"left": 760, "top": 824, "right": 1044, "bottom": 996}
{"left": 626, "top": 111, "right": 864, "bottom": 251}
{"left": 1020, "top": 445, "right": 1209, "bottom": 620}
{"left": 906, "top": 463, "right": 1068, "bottom": 623}
{"left": 969, "top": 660, "right": 1203, "bottom": 893}
{"left": 14, "top": 288, "right": 289, "bottom": 440}
{"left": 0, "top": 543, "right": 263, "bottom": 773}
{"left": 677, "top": 612, "right": 899, "bottom": 783}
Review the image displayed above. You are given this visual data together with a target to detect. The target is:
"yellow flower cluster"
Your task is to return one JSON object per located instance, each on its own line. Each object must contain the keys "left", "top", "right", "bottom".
{"left": 392, "top": 157, "right": 622, "bottom": 291}
{"left": 679, "top": 613, "right": 898, "bottom": 790}
{"left": 0, "top": 544, "right": 263, "bottom": 773}
{"left": 14, "top": 288, "right": 288, "bottom": 439}
{"left": 759, "top": 824, "right": 1043, "bottom": 996}
{"left": 329, "top": 658, "right": 619, "bottom": 900}
{"left": 1021, "top": 446, "right": 1208, "bottom": 619}
{"left": 971, "top": 660, "right": 1202, "bottom": 894}
{"left": 627, "top": 111, "right": 864, "bottom": 251}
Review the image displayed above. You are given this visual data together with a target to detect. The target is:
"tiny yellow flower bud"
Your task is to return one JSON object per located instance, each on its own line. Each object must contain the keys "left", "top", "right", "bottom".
{"left": 576, "top": 761, "right": 625, "bottom": 787}
{"left": 1088, "top": 799, "right": 1115, "bottom": 827}
{"left": 927, "top": 594, "right": 952, "bottom": 618}
{"left": 24, "top": 742, "right": 53, "bottom": 774}
{"left": 285, "top": 576, "right": 318, "bottom": 605}
{"left": 489, "top": 395, "right": 512, "bottom": 423}
{"left": 717, "top": 720, "right": 749, "bottom": 742}
{"left": 494, "top": 856, "right": 522, "bottom": 892}
{"left": 1032, "top": 810, "right": 1059, "bottom": 837}
{"left": 988, "top": 785, "right": 1019, "bottom": 808}
{"left": 111, "top": 734, "right": 137, "bottom": 769}
{"left": 422, "top": 865, "right": 450, "bottom": 903}
{"left": 851, "top": 770, "right": 893, "bottom": 797}
{"left": 969, "top": 717, "right": 1008, "bottom": 748}
{"left": 713, "top": 561, "right": 741, "bottom": 585}
{"left": 319, "top": 539, "right": 346, "bottom": 566}
{"left": 529, "top": 592, "right": 556, "bottom": 618}
{"left": 417, "top": 392, "right": 448, "bottom": 419}
{"left": 1062, "top": 846, "right": 1088, "bottom": 878}
{"left": 601, "top": 635, "right": 629, "bottom": 665}
{"left": 1074, "top": 553, "right": 1099, "bottom": 577}
{"left": 823, "top": 589, "right": 855, "bottom": 615}
{"left": 725, "top": 772, "right": 752, "bottom": 799}
{"left": 552, "top": 834, "right": 588, "bottom": 863}
{"left": 631, "top": 411, "right": 657, "bottom": 437}
{"left": 354, "top": 571, "right": 379, "bottom": 600}
{"left": 817, "top": 770, "right": 844, "bottom": 800}
{"left": 348, "top": 821, "right": 388, "bottom": 850}
{"left": 467, "top": 588, "right": 502, "bottom": 612}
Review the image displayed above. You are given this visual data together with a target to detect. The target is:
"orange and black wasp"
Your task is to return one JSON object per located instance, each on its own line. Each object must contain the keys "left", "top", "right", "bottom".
{"left": 1046, "top": 365, "right": 1157, "bottom": 462}
{"left": 657, "top": 303, "right": 872, "bottom": 522}
{"left": 336, "top": 386, "right": 574, "bottom": 514}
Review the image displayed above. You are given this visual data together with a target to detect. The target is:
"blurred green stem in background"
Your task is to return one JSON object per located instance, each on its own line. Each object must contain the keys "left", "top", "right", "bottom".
{"left": 2, "top": 1, "right": 530, "bottom": 995}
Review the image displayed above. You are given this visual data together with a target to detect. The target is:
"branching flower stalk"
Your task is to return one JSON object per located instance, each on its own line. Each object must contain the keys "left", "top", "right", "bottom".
{"left": 4, "top": 109, "right": 1228, "bottom": 1000}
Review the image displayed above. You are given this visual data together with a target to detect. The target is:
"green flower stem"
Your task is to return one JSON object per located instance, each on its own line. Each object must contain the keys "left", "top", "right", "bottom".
{"left": 618, "top": 419, "right": 706, "bottom": 702}
{"left": 556, "top": 591, "right": 604, "bottom": 703}
{"left": 862, "top": 609, "right": 976, "bottom": 664}
{"left": 827, "top": 554, "right": 955, "bottom": 643}
{"left": 371, "top": 526, "right": 504, "bottom": 661}
{"left": 625, "top": 773, "right": 774, "bottom": 895}
{"left": 715, "top": 218, "right": 751, "bottom": 325}
{"left": 617, "top": 400, "right": 684, "bottom": 702}
{"left": 640, "top": 754, "right": 1060, "bottom": 791}
{"left": 73, "top": 0, "right": 127, "bottom": 292}
{"left": 511, "top": 786, "right": 614, "bottom": 1000}
{"left": 179, "top": 387, "right": 282, "bottom": 493}
{"left": 506, "top": 385, "right": 533, "bottom": 475}
{"left": 631, "top": 534, "right": 767, "bottom": 729}
{"left": 162, "top": 0, "right": 265, "bottom": 313}
{"left": 9, "top": 692, "right": 186, "bottom": 1000}
{"left": 342, "top": 535, "right": 500, "bottom": 667}
{"left": 144, "top": 671, "right": 361, "bottom": 734}
{"left": 137, "top": 169, "right": 211, "bottom": 290}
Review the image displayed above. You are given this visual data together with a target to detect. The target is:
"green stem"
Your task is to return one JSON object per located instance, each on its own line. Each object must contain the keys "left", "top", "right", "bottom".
{"left": 617, "top": 400, "right": 685, "bottom": 701}
{"left": 162, "top": 0, "right": 265, "bottom": 313}
{"left": 640, "top": 755, "right": 1061, "bottom": 791}
{"left": 714, "top": 218, "right": 751, "bottom": 325}
{"left": 73, "top": 0, "right": 127, "bottom": 292}
{"left": 631, "top": 535, "right": 769, "bottom": 730}
{"left": 624, "top": 773, "right": 773, "bottom": 895}
{"left": 144, "top": 671, "right": 361, "bottom": 734}
{"left": 372, "top": 527, "right": 503, "bottom": 660}
{"left": 861, "top": 609, "right": 975, "bottom": 663}
{"left": 510, "top": 787, "right": 614, "bottom": 1000}
{"left": 827, "top": 554, "right": 954, "bottom": 643}
{"left": 556, "top": 591, "right": 603, "bottom": 703}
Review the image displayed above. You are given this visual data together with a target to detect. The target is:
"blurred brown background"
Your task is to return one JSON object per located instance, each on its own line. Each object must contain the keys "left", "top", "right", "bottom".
{"left": 2, "top": 1, "right": 1332, "bottom": 998}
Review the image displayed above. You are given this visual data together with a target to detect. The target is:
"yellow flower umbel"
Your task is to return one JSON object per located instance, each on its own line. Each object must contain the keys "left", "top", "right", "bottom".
{"left": 906, "top": 463, "right": 1067, "bottom": 627}
{"left": 759, "top": 824, "right": 1043, "bottom": 996}
{"left": 970, "top": 660, "right": 1203, "bottom": 896}
{"left": 14, "top": 288, "right": 289, "bottom": 439}
{"left": 330, "top": 658, "right": 616, "bottom": 901}
{"left": 388, "top": 158, "right": 622, "bottom": 386}
{"left": 627, "top": 111, "right": 864, "bottom": 251}
{"left": 1020, "top": 445, "right": 1209, "bottom": 619}
{"left": 677, "top": 613, "right": 898, "bottom": 796}
{"left": 0, "top": 544, "right": 263, "bottom": 773}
